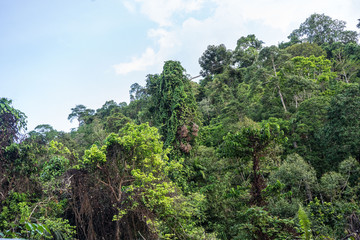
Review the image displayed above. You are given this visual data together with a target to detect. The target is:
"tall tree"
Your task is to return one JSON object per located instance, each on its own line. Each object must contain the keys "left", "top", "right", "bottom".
{"left": 147, "top": 61, "right": 199, "bottom": 153}
{"left": 0, "top": 98, "right": 26, "bottom": 158}
{"left": 233, "top": 34, "right": 263, "bottom": 68}
{"left": 0, "top": 98, "right": 27, "bottom": 203}
{"left": 68, "top": 105, "right": 95, "bottom": 126}
{"left": 329, "top": 43, "right": 360, "bottom": 83}
{"left": 259, "top": 46, "right": 291, "bottom": 113}
{"left": 220, "top": 118, "right": 286, "bottom": 206}
{"left": 322, "top": 84, "right": 360, "bottom": 171}
{"left": 129, "top": 83, "right": 146, "bottom": 102}
{"left": 69, "top": 123, "right": 207, "bottom": 240}
{"left": 288, "top": 13, "right": 358, "bottom": 45}
{"left": 285, "top": 42, "right": 326, "bottom": 58}
{"left": 28, "top": 124, "right": 60, "bottom": 144}
{"left": 199, "top": 44, "right": 232, "bottom": 77}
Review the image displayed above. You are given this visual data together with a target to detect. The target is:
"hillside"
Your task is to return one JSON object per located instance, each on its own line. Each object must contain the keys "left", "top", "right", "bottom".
{"left": 1, "top": 13, "right": 360, "bottom": 239}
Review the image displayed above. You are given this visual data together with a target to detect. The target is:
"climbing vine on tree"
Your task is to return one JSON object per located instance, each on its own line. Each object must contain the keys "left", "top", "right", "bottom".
{"left": 147, "top": 61, "right": 199, "bottom": 153}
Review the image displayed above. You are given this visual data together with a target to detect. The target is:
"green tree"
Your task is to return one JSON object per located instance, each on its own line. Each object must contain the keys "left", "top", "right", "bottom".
{"left": 288, "top": 13, "right": 358, "bottom": 45}
{"left": 322, "top": 84, "right": 360, "bottom": 170}
{"left": 259, "top": 46, "right": 291, "bottom": 114}
{"left": 286, "top": 42, "right": 326, "bottom": 58}
{"left": 199, "top": 44, "right": 232, "bottom": 76}
{"left": 68, "top": 104, "right": 95, "bottom": 126}
{"left": 330, "top": 43, "right": 360, "bottom": 83}
{"left": 0, "top": 98, "right": 26, "bottom": 153}
{"left": 220, "top": 118, "right": 286, "bottom": 206}
{"left": 232, "top": 34, "right": 263, "bottom": 68}
{"left": 129, "top": 83, "right": 146, "bottom": 102}
{"left": 70, "top": 123, "right": 208, "bottom": 239}
{"left": 269, "top": 154, "right": 317, "bottom": 203}
{"left": 147, "top": 61, "right": 199, "bottom": 153}
{"left": 95, "top": 100, "right": 122, "bottom": 119}
{"left": 288, "top": 96, "right": 330, "bottom": 175}
{"left": 28, "top": 124, "right": 60, "bottom": 144}
{"left": 0, "top": 98, "right": 27, "bottom": 202}
{"left": 278, "top": 55, "right": 335, "bottom": 105}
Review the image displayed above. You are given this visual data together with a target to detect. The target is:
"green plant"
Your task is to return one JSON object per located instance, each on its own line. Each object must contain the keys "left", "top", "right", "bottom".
{"left": 298, "top": 204, "right": 312, "bottom": 240}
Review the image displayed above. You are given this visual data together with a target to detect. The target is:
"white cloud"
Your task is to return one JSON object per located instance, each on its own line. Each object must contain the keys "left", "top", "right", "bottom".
{"left": 113, "top": 48, "right": 156, "bottom": 75}
{"left": 148, "top": 28, "right": 180, "bottom": 49}
{"left": 115, "top": 0, "right": 359, "bottom": 76}
{"left": 123, "top": 1, "right": 136, "bottom": 13}
{"left": 112, "top": 27, "right": 182, "bottom": 75}
{"left": 133, "top": 0, "right": 205, "bottom": 26}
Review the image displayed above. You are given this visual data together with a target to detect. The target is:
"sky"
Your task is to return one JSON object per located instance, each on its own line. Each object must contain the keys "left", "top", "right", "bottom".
{"left": 1, "top": 0, "right": 359, "bottom": 132}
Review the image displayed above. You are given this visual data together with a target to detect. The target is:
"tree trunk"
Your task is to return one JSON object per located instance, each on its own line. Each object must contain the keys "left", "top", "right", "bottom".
{"left": 272, "top": 57, "right": 287, "bottom": 112}
{"left": 116, "top": 221, "right": 121, "bottom": 240}
{"left": 277, "top": 85, "right": 287, "bottom": 112}
{"left": 251, "top": 152, "right": 265, "bottom": 206}
{"left": 343, "top": 69, "right": 349, "bottom": 83}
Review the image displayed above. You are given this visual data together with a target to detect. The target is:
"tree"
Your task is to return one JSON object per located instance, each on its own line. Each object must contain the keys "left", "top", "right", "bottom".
{"left": 68, "top": 104, "right": 95, "bottom": 126}
{"left": 147, "top": 61, "right": 199, "bottom": 153}
{"left": 289, "top": 55, "right": 335, "bottom": 83}
{"left": 285, "top": 42, "right": 326, "bottom": 57}
{"left": 28, "top": 124, "right": 60, "bottom": 144}
{"left": 129, "top": 83, "right": 146, "bottom": 102}
{"left": 0, "top": 98, "right": 26, "bottom": 151}
{"left": 199, "top": 44, "right": 232, "bottom": 76}
{"left": 330, "top": 43, "right": 360, "bottom": 83}
{"left": 288, "top": 96, "right": 330, "bottom": 175}
{"left": 220, "top": 118, "right": 286, "bottom": 206}
{"left": 279, "top": 55, "right": 336, "bottom": 102}
{"left": 0, "top": 98, "right": 27, "bottom": 205}
{"left": 259, "top": 46, "right": 291, "bottom": 113}
{"left": 69, "top": 123, "right": 207, "bottom": 239}
{"left": 95, "top": 100, "right": 121, "bottom": 119}
{"left": 232, "top": 34, "right": 263, "bottom": 68}
{"left": 322, "top": 84, "right": 360, "bottom": 171}
{"left": 269, "top": 154, "right": 317, "bottom": 202}
{"left": 288, "top": 13, "right": 358, "bottom": 45}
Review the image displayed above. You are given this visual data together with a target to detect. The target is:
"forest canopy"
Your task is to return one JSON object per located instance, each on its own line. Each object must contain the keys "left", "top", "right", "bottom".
{"left": 1, "top": 13, "right": 360, "bottom": 240}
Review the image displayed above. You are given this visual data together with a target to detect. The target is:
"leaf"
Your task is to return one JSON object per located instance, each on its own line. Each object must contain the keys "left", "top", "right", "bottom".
{"left": 298, "top": 205, "right": 312, "bottom": 240}
{"left": 25, "top": 222, "right": 34, "bottom": 231}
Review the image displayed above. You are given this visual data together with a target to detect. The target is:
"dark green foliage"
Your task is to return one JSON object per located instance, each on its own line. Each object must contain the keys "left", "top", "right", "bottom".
{"left": 288, "top": 13, "right": 358, "bottom": 45}
{"left": 288, "top": 96, "right": 330, "bottom": 174}
{"left": 129, "top": 83, "right": 146, "bottom": 101}
{"left": 233, "top": 34, "right": 263, "bottom": 68}
{"left": 269, "top": 154, "right": 316, "bottom": 203}
{"left": 298, "top": 205, "right": 312, "bottom": 240}
{"left": 68, "top": 104, "right": 95, "bottom": 126}
{"left": 28, "top": 124, "right": 61, "bottom": 145}
{"left": 235, "top": 207, "right": 296, "bottom": 239}
{"left": 220, "top": 118, "right": 286, "bottom": 206}
{"left": 286, "top": 42, "right": 326, "bottom": 57}
{"left": 0, "top": 98, "right": 26, "bottom": 157}
{"left": 199, "top": 44, "right": 232, "bottom": 76}
{"left": 147, "top": 61, "right": 199, "bottom": 153}
{"left": 322, "top": 84, "right": 360, "bottom": 169}
{"left": 307, "top": 198, "right": 359, "bottom": 238}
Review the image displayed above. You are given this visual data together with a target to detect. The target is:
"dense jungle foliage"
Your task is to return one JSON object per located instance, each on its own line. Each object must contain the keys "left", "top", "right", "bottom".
{"left": 1, "top": 13, "right": 360, "bottom": 239}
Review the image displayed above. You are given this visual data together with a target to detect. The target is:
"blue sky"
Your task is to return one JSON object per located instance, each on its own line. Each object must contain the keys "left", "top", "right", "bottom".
{"left": 1, "top": 0, "right": 359, "bottom": 132}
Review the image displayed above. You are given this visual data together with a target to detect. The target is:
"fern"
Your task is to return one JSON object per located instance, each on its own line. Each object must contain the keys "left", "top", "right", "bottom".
{"left": 298, "top": 204, "right": 312, "bottom": 240}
